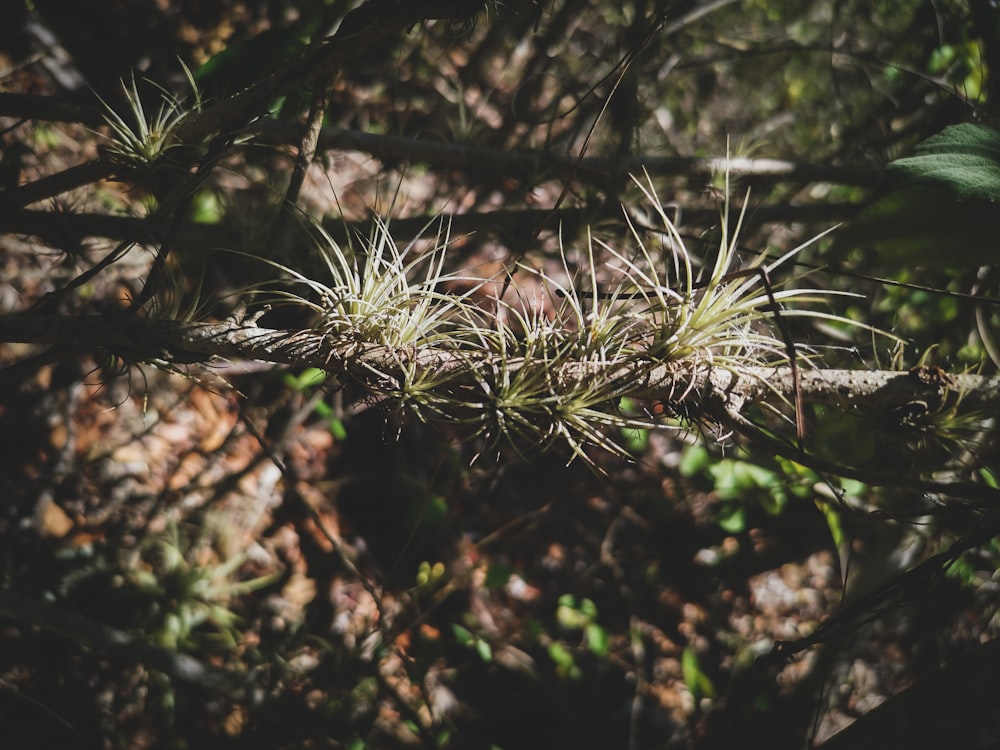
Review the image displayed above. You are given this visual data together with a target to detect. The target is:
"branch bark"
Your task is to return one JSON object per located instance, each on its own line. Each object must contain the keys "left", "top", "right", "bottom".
{"left": 255, "top": 122, "right": 880, "bottom": 187}
{"left": 3, "top": 312, "right": 997, "bottom": 409}
{"left": 0, "top": 201, "right": 862, "bottom": 250}
{"left": 2, "top": 312, "right": 997, "bottom": 507}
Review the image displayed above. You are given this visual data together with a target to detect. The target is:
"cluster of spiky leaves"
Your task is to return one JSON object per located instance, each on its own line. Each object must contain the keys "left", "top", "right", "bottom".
{"left": 97, "top": 66, "right": 202, "bottom": 173}
{"left": 258, "top": 173, "right": 854, "bottom": 466}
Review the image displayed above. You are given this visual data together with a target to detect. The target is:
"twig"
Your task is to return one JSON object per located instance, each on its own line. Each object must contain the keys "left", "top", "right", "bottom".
{"left": 0, "top": 158, "right": 115, "bottom": 210}
{"left": 269, "top": 75, "right": 333, "bottom": 249}
{"left": 771, "top": 510, "right": 1000, "bottom": 658}
{"left": 172, "top": 0, "right": 504, "bottom": 146}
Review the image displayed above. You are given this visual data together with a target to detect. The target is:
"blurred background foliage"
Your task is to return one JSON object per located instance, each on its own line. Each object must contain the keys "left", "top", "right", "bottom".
{"left": 1, "top": 0, "right": 999, "bottom": 748}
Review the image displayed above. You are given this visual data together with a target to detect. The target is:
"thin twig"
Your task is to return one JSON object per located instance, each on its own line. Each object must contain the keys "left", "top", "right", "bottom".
{"left": 270, "top": 75, "right": 333, "bottom": 248}
{"left": 0, "top": 202, "right": 863, "bottom": 249}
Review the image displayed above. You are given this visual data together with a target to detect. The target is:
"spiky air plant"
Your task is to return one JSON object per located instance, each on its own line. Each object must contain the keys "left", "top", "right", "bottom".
{"left": 243, "top": 171, "right": 872, "bottom": 467}
{"left": 506, "top": 172, "right": 867, "bottom": 455}
{"left": 261, "top": 216, "right": 477, "bottom": 350}
{"left": 244, "top": 213, "right": 489, "bottom": 420}
{"left": 97, "top": 65, "right": 203, "bottom": 174}
{"left": 448, "top": 294, "right": 652, "bottom": 464}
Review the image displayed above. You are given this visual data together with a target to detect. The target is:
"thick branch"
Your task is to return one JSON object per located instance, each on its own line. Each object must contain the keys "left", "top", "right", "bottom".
{"left": 3, "top": 313, "right": 996, "bottom": 501}
{"left": 0, "top": 92, "right": 104, "bottom": 126}
{"left": 3, "top": 313, "right": 997, "bottom": 411}
{"left": 256, "top": 122, "right": 880, "bottom": 187}
{"left": 0, "top": 201, "right": 861, "bottom": 250}
{"left": 0, "top": 158, "right": 114, "bottom": 210}
{"left": 695, "top": 366, "right": 1000, "bottom": 414}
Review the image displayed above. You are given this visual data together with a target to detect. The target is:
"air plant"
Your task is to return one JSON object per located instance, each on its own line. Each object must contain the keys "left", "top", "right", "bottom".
{"left": 264, "top": 215, "right": 479, "bottom": 352}
{"left": 97, "top": 64, "right": 203, "bottom": 173}
{"left": 244, "top": 170, "right": 873, "bottom": 466}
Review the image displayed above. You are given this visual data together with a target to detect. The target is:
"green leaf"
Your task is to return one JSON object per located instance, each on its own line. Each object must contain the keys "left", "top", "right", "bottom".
{"left": 584, "top": 622, "right": 609, "bottom": 656}
{"left": 620, "top": 426, "right": 649, "bottom": 453}
{"left": 452, "top": 623, "right": 473, "bottom": 645}
{"left": 716, "top": 503, "right": 745, "bottom": 534}
{"left": 708, "top": 459, "right": 786, "bottom": 515}
{"left": 881, "top": 123, "right": 1000, "bottom": 201}
{"left": 830, "top": 123, "right": 1000, "bottom": 270}
{"left": 557, "top": 594, "right": 590, "bottom": 629}
{"left": 191, "top": 190, "right": 222, "bottom": 224}
{"left": 483, "top": 562, "right": 513, "bottom": 589}
{"left": 682, "top": 647, "right": 716, "bottom": 700}
{"left": 452, "top": 621, "right": 492, "bottom": 661}
{"left": 284, "top": 367, "right": 327, "bottom": 391}
{"left": 475, "top": 638, "right": 493, "bottom": 662}
{"left": 548, "top": 642, "right": 581, "bottom": 680}
{"left": 327, "top": 417, "right": 348, "bottom": 441}
{"left": 679, "top": 444, "right": 711, "bottom": 476}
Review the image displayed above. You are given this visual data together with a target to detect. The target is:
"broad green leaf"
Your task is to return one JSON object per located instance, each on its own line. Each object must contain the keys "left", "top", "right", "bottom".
{"left": 880, "top": 123, "right": 1000, "bottom": 200}
{"left": 830, "top": 123, "right": 1000, "bottom": 270}
{"left": 195, "top": 27, "right": 310, "bottom": 100}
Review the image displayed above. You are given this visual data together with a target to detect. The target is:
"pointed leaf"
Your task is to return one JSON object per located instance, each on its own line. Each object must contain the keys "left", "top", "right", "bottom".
{"left": 830, "top": 124, "right": 1000, "bottom": 270}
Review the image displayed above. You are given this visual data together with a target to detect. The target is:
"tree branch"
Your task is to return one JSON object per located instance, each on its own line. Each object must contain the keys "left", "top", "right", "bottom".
{"left": 3, "top": 313, "right": 997, "bottom": 409}
{"left": 0, "top": 158, "right": 114, "bottom": 210}
{"left": 1, "top": 311, "right": 997, "bottom": 504}
{"left": 0, "top": 200, "right": 861, "bottom": 252}
{"left": 256, "top": 122, "right": 880, "bottom": 187}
